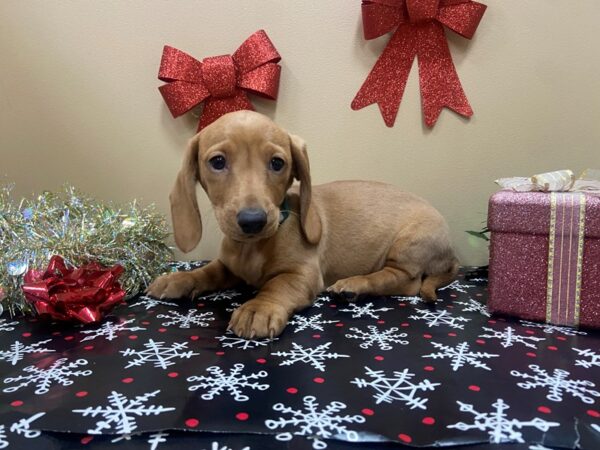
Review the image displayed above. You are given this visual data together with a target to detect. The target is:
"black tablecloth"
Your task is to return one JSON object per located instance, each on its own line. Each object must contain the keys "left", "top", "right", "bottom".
{"left": 1, "top": 262, "right": 598, "bottom": 449}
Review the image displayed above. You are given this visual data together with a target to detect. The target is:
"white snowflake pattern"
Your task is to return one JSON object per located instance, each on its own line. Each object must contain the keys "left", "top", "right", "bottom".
{"left": 439, "top": 280, "right": 474, "bottom": 294}
{"left": 392, "top": 295, "right": 441, "bottom": 305}
{"left": 0, "top": 412, "right": 45, "bottom": 449}
{"left": 478, "top": 326, "right": 545, "bottom": 349}
{"left": 519, "top": 320, "right": 587, "bottom": 336}
{"left": 422, "top": 341, "right": 499, "bottom": 371}
{"left": 73, "top": 390, "right": 175, "bottom": 435}
{"left": 3, "top": 358, "right": 92, "bottom": 394}
{"left": 0, "top": 319, "right": 18, "bottom": 333}
{"left": 345, "top": 325, "right": 408, "bottom": 351}
{"left": 447, "top": 398, "right": 559, "bottom": 443}
{"left": 120, "top": 339, "right": 199, "bottom": 369}
{"left": 225, "top": 301, "right": 243, "bottom": 313}
{"left": 187, "top": 363, "right": 269, "bottom": 402}
{"left": 271, "top": 342, "right": 349, "bottom": 372}
{"left": 204, "top": 442, "right": 250, "bottom": 450}
{"left": 573, "top": 348, "right": 600, "bottom": 369}
{"left": 265, "top": 395, "right": 366, "bottom": 449}
{"left": 157, "top": 309, "right": 214, "bottom": 329}
{"left": 216, "top": 330, "right": 278, "bottom": 350}
{"left": 313, "top": 293, "right": 333, "bottom": 308}
{"left": 0, "top": 339, "right": 55, "bottom": 366}
{"left": 351, "top": 366, "right": 439, "bottom": 409}
{"left": 338, "top": 302, "right": 393, "bottom": 319}
{"left": 510, "top": 364, "right": 600, "bottom": 404}
{"left": 147, "top": 432, "right": 169, "bottom": 450}
{"left": 196, "top": 290, "right": 241, "bottom": 302}
{"left": 455, "top": 298, "right": 491, "bottom": 317}
{"left": 409, "top": 308, "right": 471, "bottom": 329}
{"left": 128, "top": 295, "right": 177, "bottom": 310}
{"left": 80, "top": 319, "right": 146, "bottom": 342}
{"left": 288, "top": 314, "right": 339, "bottom": 333}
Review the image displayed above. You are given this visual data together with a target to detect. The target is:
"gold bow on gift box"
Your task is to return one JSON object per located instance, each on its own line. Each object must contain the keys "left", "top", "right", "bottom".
{"left": 496, "top": 169, "right": 600, "bottom": 194}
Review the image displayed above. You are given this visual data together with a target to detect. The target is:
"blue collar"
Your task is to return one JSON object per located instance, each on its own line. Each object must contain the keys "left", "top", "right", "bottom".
{"left": 279, "top": 196, "right": 290, "bottom": 225}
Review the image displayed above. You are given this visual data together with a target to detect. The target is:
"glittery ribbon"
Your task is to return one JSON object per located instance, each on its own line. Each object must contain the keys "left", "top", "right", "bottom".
{"left": 351, "top": 0, "right": 487, "bottom": 127}
{"left": 158, "top": 30, "right": 281, "bottom": 131}
{"left": 496, "top": 169, "right": 600, "bottom": 194}
{"left": 22, "top": 256, "right": 125, "bottom": 324}
{"left": 545, "top": 193, "right": 586, "bottom": 326}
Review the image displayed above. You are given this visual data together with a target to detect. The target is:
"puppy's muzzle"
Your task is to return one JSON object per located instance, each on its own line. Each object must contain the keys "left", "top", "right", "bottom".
{"left": 237, "top": 208, "right": 268, "bottom": 234}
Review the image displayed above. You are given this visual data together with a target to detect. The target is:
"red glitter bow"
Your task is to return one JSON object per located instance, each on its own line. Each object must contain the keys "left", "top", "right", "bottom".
{"left": 22, "top": 256, "right": 125, "bottom": 324}
{"left": 351, "top": 0, "right": 487, "bottom": 127}
{"left": 158, "top": 30, "right": 281, "bottom": 131}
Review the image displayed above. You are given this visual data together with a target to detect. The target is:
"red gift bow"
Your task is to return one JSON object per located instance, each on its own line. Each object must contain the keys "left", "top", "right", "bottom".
{"left": 22, "top": 255, "right": 125, "bottom": 324}
{"left": 158, "top": 30, "right": 281, "bottom": 131}
{"left": 351, "top": 0, "right": 487, "bottom": 127}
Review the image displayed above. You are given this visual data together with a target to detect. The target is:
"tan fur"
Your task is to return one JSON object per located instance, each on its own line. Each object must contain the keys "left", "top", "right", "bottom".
{"left": 147, "top": 111, "right": 459, "bottom": 338}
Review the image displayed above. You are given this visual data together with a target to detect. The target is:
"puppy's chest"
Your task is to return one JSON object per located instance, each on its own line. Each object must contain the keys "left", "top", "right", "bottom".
{"left": 222, "top": 247, "right": 269, "bottom": 287}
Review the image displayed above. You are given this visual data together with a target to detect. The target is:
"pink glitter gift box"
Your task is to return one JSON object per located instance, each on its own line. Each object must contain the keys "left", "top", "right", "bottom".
{"left": 488, "top": 190, "right": 600, "bottom": 329}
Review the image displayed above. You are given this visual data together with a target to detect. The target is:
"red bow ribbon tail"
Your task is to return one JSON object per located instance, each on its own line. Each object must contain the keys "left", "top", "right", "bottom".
{"left": 351, "top": 24, "right": 418, "bottom": 127}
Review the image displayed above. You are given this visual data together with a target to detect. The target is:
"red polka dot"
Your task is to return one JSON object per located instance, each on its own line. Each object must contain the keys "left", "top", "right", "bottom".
{"left": 83, "top": 345, "right": 94, "bottom": 351}
{"left": 64, "top": 335, "right": 74, "bottom": 341}
{"left": 547, "top": 345, "right": 558, "bottom": 351}
{"left": 587, "top": 409, "right": 600, "bottom": 418}
{"left": 256, "top": 358, "right": 266, "bottom": 364}
{"left": 335, "top": 323, "right": 344, "bottom": 327}
{"left": 526, "top": 352, "right": 537, "bottom": 358}
{"left": 450, "top": 294, "right": 457, "bottom": 298}
{"left": 313, "top": 377, "right": 325, "bottom": 384}
{"left": 185, "top": 418, "right": 199, "bottom": 428}
{"left": 401, "top": 322, "right": 409, "bottom": 327}
{"left": 80, "top": 436, "right": 93, "bottom": 445}
{"left": 422, "top": 417, "right": 435, "bottom": 425}
{"left": 556, "top": 336, "right": 567, "bottom": 341}
{"left": 10, "top": 400, "right": 23, "bottom": 407}
{"left": 21, "top": 332, "right": 31, "bottom": 338}
{"left": 488, "top": 320, "right": 497, "bottom": 324}
{"left": 377, "top": 320, "right": 385, "bottom": 324}
{"left": 236, "top": 412, "right": 249, "bottom": 421}
{"left": 468, "top": 385, "right": 481, "bottom": 392}
{"left": 168, "top": 372, "right": 179, "bottom": 378}
{"left": 475, "top": 339, "right": 486, "bottom": 345}
{"left": 423, "top": 333, "right": 432, "bottom": 339}
{"left": 374, "top": 356, "right": 384, "bottom": 361}
{"left": 190, "top": 335, "right": 199, "bottom": 341}
{"left": 423, "top": 365, "right": 434, "bottom": 372}
{"left": 286, "top": 387, "right": 298, "bottom": 394}
{"left": 141, "top": 321, "right": 151, "bottom": 325}
{"left": 312, "top": 334, "right": 321, "bottom": 339}
{"left": 476, "top": 293, "right": 483, "bottom": 297}
{"left": 362, "top": 408, "right": 375, "bottom": 416}
{"left": 158, "top": 328, "right": 167, "bottom": 333}
{"left": 121, "top": 377, "right": 134, "bottom": 384}
{"left": 525, "top": 330, "right": 535, "bottom": 335}
{"left": 537, "top": 406, "right": 551, "bottom": 414}
{"left": 329, "top": 304, "right": 337, "bottom": 308}
{"left": 398, "top": 303, "right": 406, "bottom": 307}
{"left": 446, "top": 305, "right": 454, "bottom": 309}
{"left": 76, "top": 391, "right": 88, "bottom": 398}
{"left": 448, "top": 332, "right": 457, "bottom": 337}
{"left": 128, "top": 335, "right": 138, "bottom": 340}
{"left": 197, "top": 303, "right": 205, "bottom": 308}
{"left": 52, "top": 331, "right": 61, "bottom": 336}
{"left": 128, "top": 313, "right": 135, "bottom": 317}
{"left": 398, "top": 433, "right": 412, "bottom": 443}
{"left": 215, "top": 351, "right": 225, "bottom": 356}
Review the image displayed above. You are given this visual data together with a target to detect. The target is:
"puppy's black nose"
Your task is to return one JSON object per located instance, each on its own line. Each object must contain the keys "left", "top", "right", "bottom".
{"left": 237, "top": 208, "right": 267, "bottom": 234}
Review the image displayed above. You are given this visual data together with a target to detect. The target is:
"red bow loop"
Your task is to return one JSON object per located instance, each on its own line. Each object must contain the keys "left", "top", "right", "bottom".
{"left": 352, "top": 0, "right": 486, "bottom": 128}
{"left": 158, "top": 30, "right": 281, "bottom": 131}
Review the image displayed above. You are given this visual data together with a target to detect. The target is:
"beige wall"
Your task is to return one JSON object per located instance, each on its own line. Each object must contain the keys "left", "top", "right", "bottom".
{"left": 1, "top": 1, "right": 599, "bottom": 266}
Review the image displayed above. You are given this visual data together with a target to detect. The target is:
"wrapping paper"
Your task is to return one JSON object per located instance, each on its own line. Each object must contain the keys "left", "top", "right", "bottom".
{"left": 488, "top": 190, "right": 600, "bottom": 328}
{"left": 1, "top": 261, "right": 599, "bottom": 449}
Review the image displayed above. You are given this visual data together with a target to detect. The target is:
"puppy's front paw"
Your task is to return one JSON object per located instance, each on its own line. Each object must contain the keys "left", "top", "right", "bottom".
{"left": 146, "top": 272, "right": 199, "bottom": 299}
{"left": 327, "top": 278, "right": 365, "bottom": 302}
{"left": 229, "top": 300, "right": 289, "bottom": 339}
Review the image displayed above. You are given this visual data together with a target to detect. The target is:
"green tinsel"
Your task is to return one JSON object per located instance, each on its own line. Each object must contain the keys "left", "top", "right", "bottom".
{"left": 0, "top": 183, "right": 173, "bottom": 317}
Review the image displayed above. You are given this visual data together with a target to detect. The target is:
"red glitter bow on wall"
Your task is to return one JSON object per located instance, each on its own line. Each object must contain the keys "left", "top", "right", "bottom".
{"left": 158, "top": 30, "right": 281, "bottom": 131}
{"left": 22, "top": 256, "right": 125, "bottom": 324}
{"left": 351, "top": 0, "right": 487, "bottom": 127}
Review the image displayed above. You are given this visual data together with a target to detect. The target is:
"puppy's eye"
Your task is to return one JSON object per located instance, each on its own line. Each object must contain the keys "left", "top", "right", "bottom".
{"left": 269, "top": 157, "right": 285, "bottom": 172}
{"left": 208, "top": 155, "right": 226, "bottom": 171}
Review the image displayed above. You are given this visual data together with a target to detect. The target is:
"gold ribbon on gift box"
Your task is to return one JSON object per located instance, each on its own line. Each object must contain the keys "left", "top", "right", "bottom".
{"left": 495, "top": 169, "right": 600, "bottom": 327}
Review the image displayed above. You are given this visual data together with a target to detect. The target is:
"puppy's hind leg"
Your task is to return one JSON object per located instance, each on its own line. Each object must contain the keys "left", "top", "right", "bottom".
{"left": 420, "top": 259, "right": 459, "bottom": 302}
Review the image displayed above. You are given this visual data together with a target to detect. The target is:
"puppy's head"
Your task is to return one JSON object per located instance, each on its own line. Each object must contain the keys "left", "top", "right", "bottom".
{"left": 169, "top": 110, "right": 321, "bottom": 252}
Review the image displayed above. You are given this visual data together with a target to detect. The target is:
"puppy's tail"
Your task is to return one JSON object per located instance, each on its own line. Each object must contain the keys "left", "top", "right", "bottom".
{"left": 420, "top": 259, "right": 459, "bottom": 302}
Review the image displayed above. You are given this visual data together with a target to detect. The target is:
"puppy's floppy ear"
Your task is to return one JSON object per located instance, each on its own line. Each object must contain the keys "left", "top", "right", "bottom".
{"left": 170, "top": 134, "right": 203, "bottom": 253}
{"left": 289, "top": 133, "right": 322, "bottom": 245}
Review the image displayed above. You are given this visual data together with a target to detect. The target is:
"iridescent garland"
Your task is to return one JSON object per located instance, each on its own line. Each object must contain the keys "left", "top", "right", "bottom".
{"left": 0, "top": 184, "right": 173, "bottom": 317}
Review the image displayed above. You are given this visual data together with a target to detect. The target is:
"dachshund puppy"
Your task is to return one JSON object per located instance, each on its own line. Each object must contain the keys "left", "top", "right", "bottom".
{"left": 147, "top": 111, "right": 458, "bottom": 338}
